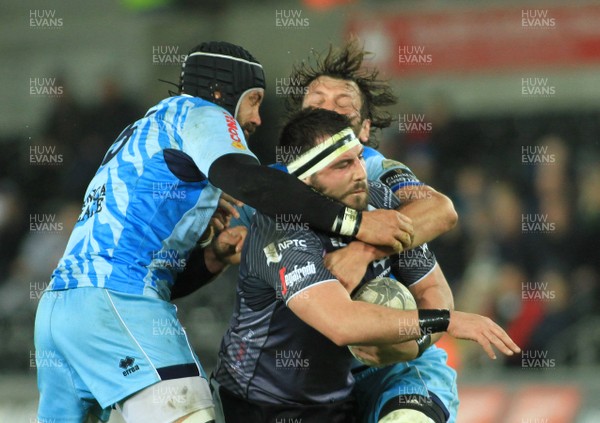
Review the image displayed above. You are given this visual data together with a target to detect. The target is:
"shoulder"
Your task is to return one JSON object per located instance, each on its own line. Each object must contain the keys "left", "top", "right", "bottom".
{"left": 367, "top": 180, "right": 401, "bottom": 210}
{"left": 181, "top": 97, "right": 234, "bottom": 123}
{"left": 246, "top": 212, "right": 325, "bottom": 264}
{"left": 363, "top": 149, "right": 421, "bottom": 191}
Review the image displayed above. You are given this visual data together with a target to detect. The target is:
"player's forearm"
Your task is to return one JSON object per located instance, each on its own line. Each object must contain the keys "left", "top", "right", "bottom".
{"left": 412, "top": 266, "right": 454, "bottom": 344}
{"left": 412, "top": 266, "right": 454, "bottom": 311}
{"left": 209, "top": 154, "right": 350, "bottom": 235}
{"left": 332, "top": 304, "right": 422, "bottom": 346}
{"left": 350, "top": 241, "right": 395, "bottom": 261}
{"left": 396, "top": 186, "right": 457, "bottom": 247}
{"left": 170, "top": 246, "right": 224, "bottom": 300}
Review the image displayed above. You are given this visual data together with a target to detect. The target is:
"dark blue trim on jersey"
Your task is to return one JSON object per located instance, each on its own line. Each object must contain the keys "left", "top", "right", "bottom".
{"left": 270, "top": 162, "right": 288, "bottom": 172}
{"left": 157, "top": 363, "right": 200, "bottom": 380}
{"left": 390, "top": 180, "right": 425, "bottom": 193}
{"left": 164, "top": 149, "right": 206, "bottom": 182}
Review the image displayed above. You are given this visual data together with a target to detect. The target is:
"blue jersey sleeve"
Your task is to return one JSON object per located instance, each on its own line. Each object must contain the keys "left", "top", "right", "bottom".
{"left": 180, "top": 105, "right": 257, "bottom": 176}
{"left": 363, "top": 147, "right": 423, "bottom": 193}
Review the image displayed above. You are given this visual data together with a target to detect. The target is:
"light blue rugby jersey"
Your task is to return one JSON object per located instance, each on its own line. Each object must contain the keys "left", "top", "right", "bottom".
{"left": 233, "top": 146, "right": 423, "bottom": 227}
{"left": 49, "top": 95, "right": 256, "bottom": 299}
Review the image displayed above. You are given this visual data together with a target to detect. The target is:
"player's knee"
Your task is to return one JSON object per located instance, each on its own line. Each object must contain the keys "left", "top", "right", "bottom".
{"left": 174, "top": 407, "right": 215, "bottom": 423}
{"left": 378, "top": 408, "right": 435, "bottom": 423}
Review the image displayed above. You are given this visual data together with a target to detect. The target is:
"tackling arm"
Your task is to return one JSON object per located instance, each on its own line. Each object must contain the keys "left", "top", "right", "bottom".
{"left": 287, "top": 281, "right": 519, "bottom": 359}
{"left": 368, "top": 153, "right": 457, "bottom": 248}
{"left": 395, "top": 184, "right": 458, "bottom": 248}
{"left": 209, "top": 154, "right": 411, "bottom": 250}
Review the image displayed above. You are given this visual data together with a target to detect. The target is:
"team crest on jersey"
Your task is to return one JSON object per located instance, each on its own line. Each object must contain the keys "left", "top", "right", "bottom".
{"left": 263, "top": 239, "right": 308, "bottom": 265}
{"left": 263, "top": 243, "right": 282, "bottom": 265}
{"left": 223, "top": 112, "right": 246, "bottom": 150}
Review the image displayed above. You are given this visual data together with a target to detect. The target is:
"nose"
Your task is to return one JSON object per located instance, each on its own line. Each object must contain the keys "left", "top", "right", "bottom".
{"left": 353, "top": 157, "right": 367, "bottom": 181}
{"left": 251, "top": 108, "right": 262, "bottom": 127}
{"left": 324, "top": 99, "right": 340, "bottom": 113}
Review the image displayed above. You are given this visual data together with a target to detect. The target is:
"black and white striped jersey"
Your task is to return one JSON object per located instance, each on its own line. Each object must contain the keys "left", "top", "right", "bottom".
{"left": 213, "top": 181, "right": 436, "bottom": 405}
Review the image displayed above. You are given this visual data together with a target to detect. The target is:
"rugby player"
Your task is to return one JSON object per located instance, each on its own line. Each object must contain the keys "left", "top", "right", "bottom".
{"left": 34, "top": 41, "right": 410, "bottom": 423}
{"left": 291, "top": 40, "right": 467, "bottom": 423}
{"left": 211, "top": 108, "right": 519, "bottom": 422}
{"left": 225, "top": 40, "right": 461, "bottom": 423}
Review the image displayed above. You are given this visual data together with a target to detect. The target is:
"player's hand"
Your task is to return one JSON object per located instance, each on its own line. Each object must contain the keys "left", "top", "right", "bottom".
{"left": 211, "top": 226, "right": 247, "bottom": 265}
{"left": 349, "top": 341, "right": 418, "bottom": 366}
{"left": 210, "top": 192, "right": 244, "bottom": 232}
{"left": 324, "top": 241, "right": 396, "bottom": 293}
{"left": 324, "top": 242, "right": 371, "bottom": 293}
{"left": 356, "top": 210, "right": 414, "bottom": 252}
{"left": 447, "top": 310, "right": 521, "bottom": 360}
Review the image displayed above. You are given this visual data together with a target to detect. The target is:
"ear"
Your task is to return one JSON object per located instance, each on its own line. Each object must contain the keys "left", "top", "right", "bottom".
{"left": 358, "top": 119, "right": 371, "bottom": 143}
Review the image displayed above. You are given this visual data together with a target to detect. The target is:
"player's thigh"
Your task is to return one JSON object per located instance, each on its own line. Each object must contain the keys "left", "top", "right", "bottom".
{"left": 416, "top": 348, "right": 459, "bottom": 423}
{"left": 50, "top": 288, "right": 208, "bottom": 410}
{"left": 35, "top": 291, "right": 112, "bottom": 422}
{"left": 116, "top": 377, "right": 214, "bottom": 423}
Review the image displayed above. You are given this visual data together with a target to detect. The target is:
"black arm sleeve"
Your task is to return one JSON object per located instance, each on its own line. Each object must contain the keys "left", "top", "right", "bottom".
{"left": 170, "top": 245, "right": 219, "bottom": 300}
{"left": 209, "top": 153, "right": 347, "bottom": 234}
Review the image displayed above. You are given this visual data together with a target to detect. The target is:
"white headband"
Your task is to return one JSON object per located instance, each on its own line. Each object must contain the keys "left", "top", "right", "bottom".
{"left": 287, "top": 128, "right": 361, "bottom": 180}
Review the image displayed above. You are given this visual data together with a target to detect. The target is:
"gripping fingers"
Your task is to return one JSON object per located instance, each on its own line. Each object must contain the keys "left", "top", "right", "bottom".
{"left": 216, "top": 192, "right": 244, "bottom": 221}
{"left": 218, "top": 197, "right": 240, "bottom": 220}
{"left": 220, "top": 192, "right": 243, "bottom": 207}
{"left": 395, "top": 213, "right": 414, "bottom": 248}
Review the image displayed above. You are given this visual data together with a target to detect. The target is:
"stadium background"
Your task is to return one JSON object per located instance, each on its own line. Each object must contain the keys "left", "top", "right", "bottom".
{"left": 1, "top": 0, "right": 599, "bottom": 421}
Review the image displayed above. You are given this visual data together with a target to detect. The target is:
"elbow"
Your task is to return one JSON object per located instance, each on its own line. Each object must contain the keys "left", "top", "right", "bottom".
{"left": 325, "top": 323, "right": 355, "bottom": 347}
{"left": 438, "top": 193, "right": 458, "bottom": 232}
{"left": 330, "top": 333, "right": 352, "bottom": 347}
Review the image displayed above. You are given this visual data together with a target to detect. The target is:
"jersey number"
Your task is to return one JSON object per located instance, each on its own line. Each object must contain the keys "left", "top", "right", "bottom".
{"left": 101, "top": 124, "right": 137, "bottom": 166}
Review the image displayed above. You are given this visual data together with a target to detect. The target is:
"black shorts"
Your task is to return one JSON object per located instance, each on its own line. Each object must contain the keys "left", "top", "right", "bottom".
{"left": 217, "top": 385, "right": 358, "bottom": 423}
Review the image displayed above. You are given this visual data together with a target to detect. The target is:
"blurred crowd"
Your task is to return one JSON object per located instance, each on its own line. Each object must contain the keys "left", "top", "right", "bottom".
{"left": 0, "top": 78, "right": 599, "bottom": 373}
{"left": 380, "top": 95, "right": 600, "bottom": 368}
{"left": 0, "top": 77, "right": 143, "bottom": 369}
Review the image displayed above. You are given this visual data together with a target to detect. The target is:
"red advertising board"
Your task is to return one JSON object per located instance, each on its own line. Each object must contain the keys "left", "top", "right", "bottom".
{"left": 346, "top": 5, "right": 600, "bottom": 75}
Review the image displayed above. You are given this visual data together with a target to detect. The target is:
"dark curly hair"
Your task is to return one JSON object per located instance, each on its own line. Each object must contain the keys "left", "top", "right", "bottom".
{"left": 285, "top": 39, "right": 397, "bottom": 148}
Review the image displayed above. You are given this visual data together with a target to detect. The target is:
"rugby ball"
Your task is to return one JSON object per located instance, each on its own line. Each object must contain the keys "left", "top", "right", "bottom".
{"left": 349, "top": 277, "right": 417, "bottom": 366}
